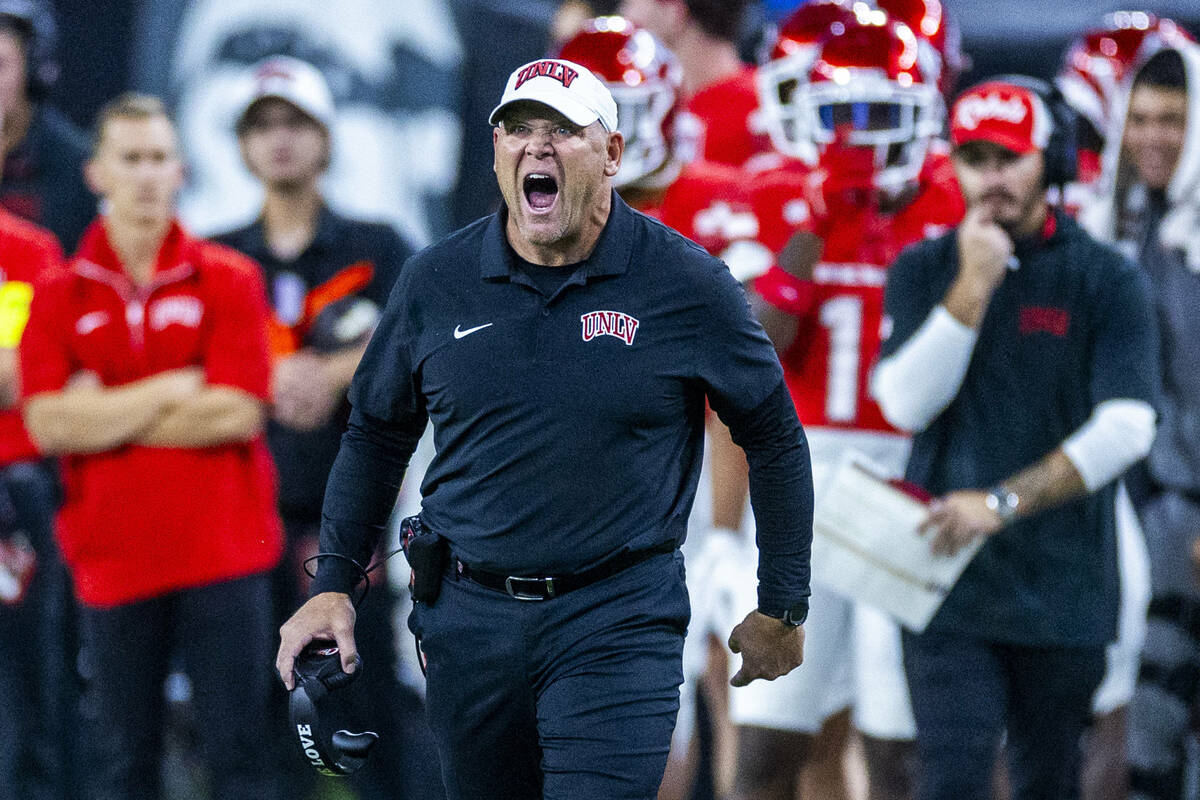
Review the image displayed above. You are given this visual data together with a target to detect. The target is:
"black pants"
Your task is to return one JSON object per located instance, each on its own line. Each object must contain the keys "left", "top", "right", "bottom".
{"left": 903, "top": 629, "right": 1105, "bottom": 800}
{"left": 77, "top": 572, "right": 278, "bottom": 800}
{"left": 0, "top": 462, "right": 79, "bottom": 800}
{"left": 410, "top": 550, "right": 690, "bottom": 800}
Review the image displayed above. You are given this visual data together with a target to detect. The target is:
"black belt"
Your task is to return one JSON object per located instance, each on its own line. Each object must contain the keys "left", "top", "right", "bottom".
{"left": 454, "top": 541, "right": 676, "bottom": 601}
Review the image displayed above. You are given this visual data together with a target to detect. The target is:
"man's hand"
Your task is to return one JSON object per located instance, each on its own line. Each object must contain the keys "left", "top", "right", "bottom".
{"left": 919, "top": 489, "right": 1004, "bottom": 556}
{"left": 272, "top": 351, "right": 340, "bottom": 431}
{"left": 276, "top": 591, "right": 358, "bottom": 690}
{"left": 945, "top": 206, "right": 1014, "bottom": 328}
{"left": 727, "top": 610, "right": 805, "bottom": 687}
{"left": 957, "top": 205, "right": 1013, "bottom": 291}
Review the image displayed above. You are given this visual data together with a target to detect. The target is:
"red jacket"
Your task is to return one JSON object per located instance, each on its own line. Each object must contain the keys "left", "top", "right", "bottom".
{"left": 0, "top": 208, "right": 63, "bottom": 465}
{"left": 20, "top": 219, "right": 282, "bottom": 606}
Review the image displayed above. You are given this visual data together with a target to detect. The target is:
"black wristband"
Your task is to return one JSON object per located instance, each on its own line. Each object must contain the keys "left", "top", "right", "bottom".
{"left": 758, "top": 600, "right": 808, "bottom": 627}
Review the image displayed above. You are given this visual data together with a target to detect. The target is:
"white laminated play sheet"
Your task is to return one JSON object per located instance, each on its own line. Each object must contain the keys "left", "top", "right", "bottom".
{"left": 810, "top": 451, "right": 984, "bottom": 632}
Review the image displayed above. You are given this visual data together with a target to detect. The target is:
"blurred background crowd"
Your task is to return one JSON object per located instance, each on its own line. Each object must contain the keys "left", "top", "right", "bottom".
{"left": 2, "top": 1, "right": 1200, "bottom": 799}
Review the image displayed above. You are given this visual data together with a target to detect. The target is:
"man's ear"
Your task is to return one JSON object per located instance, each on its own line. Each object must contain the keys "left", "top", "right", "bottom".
{"left": 604, "top": 131, "right": 624, "bottom": 177}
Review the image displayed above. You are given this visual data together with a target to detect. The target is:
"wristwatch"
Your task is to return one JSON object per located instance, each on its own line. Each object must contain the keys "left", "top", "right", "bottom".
{"left": 984, "top": 486, "right": 1020, "bottom": 525}
{"left": 759, "top": 602, "right": 808, "bottom": 627}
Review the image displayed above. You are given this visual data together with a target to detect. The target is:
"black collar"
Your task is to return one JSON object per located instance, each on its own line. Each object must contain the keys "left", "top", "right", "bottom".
{"left": 480, "top": 190, "right": 635, "bottom": 283}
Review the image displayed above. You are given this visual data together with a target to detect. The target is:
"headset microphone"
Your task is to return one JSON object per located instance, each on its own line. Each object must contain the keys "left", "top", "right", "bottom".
{"left": 288, "top": 641, "right": 378, "bottom": 777}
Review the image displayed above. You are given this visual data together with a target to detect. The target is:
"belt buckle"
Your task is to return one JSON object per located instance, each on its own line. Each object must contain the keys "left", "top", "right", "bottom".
{"left": 505, "top": 575, "right": 555, "bottom": 600}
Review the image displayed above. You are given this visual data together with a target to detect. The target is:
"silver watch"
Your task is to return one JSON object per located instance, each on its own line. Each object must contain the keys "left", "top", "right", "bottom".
{"left": 985, "top": 486, "right": 1020, "bottom": 524}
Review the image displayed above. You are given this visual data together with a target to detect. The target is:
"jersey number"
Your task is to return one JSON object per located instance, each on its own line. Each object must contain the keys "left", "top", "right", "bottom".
{"left": 818, "top": 296, "right": 863, "bottom": 423}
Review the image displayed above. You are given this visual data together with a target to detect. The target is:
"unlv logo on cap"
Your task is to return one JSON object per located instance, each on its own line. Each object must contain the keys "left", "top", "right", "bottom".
{"left": 954, "top": 92, "right": 1028, "bottom": 130}
{"left": 581, "top": 310, "right": 639, "bottom": 346}
{"left": 514, "top": 61, "right": 580, "bottom": 91}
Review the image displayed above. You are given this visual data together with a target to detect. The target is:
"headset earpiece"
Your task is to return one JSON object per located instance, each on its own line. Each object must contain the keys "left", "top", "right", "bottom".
{"left": 288, "top": 641, "right": 378, "bottom": 777}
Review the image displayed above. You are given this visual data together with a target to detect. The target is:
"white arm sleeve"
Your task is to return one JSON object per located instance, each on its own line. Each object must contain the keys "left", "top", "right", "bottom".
{"left": 1062, "top": 399, "right": 1157, "bottom": 492}
{"left": 869, "top": 305, "right": 978, "bottom": 433}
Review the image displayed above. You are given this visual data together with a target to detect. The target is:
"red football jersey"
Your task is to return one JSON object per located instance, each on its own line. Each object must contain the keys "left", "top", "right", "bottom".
{"left": 682, "top": 66, "right": 773, "bottom": 168}
{"left": 754, "top": 150, "right": 965, "bottom": 435}
{"left": 0, "top": 208, "right": 63, "bottom": 465}
{"left": 657, "top": 160, "right": 766, "bottom": 279}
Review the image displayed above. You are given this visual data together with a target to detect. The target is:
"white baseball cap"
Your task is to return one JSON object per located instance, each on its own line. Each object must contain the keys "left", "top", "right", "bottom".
{"left": 489, "top": 58, "right": 618, "bottom": 132}
{"left": 235, "top": 56, "right": 335, "bottom": 134}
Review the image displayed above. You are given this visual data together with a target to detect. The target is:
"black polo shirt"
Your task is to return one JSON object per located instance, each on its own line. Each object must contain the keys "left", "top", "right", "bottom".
{"left": 315, "top": 192, "right": 813, "bottom": 614}
{"left": 879, "top": 210, "right": 1159, "bottom": 646}
{"left": 212, "top": 207, "right": 410, "bottom": 521}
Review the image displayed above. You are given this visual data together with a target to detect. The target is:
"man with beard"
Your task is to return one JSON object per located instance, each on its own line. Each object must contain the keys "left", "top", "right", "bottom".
{"left": 870, "top": 78, "right": 1160, "bottom": 798}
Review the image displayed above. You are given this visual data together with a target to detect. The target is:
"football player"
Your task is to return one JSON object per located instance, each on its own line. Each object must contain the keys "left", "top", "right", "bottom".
{"left": 714, "top": 13, "right": 965, "bottom": 800}
{"left": 618, "top": 0, "right": 773, "bottom": 167}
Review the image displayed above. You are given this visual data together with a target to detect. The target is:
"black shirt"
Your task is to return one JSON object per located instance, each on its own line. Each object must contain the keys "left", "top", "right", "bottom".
{"left": 879, "top": 210, "right": 1160, "bottom": 646}
{"left": 313, "top": 193, "right": 814, "bottom": 615}
{"left": 212, "top": 206, "right": 410, "bottom": 520}
{"left": 0, "top": 105, "right": 94, "bottom": 253}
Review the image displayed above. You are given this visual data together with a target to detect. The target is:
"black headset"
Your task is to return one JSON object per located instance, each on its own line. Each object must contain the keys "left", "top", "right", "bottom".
{"left": 0, "top": 0, "right": 58, "bottom": 99}
{"left": 288, "top": 641, "right": 379, "bottom": 777}
{"left": 981, "top": 74, "right": 1081, "bottom": 188}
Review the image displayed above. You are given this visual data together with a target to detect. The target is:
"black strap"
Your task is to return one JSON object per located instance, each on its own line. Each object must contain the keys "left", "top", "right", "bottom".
{"left": 1148, "top": 594, "right": 1200, "bottom": 643}
{"left": 455, "top": 541, "right": 676, "bottom": 600}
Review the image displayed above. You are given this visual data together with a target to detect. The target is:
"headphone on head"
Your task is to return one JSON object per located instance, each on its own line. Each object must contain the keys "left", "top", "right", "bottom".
{"left": 288, "top": 641, "right": 378, "bottom": 777}
{"left": 0, "top": 0, "right": 58, "bottom": 99}
{"left": 986, "top": 73, "right": 1080, "bottom": 188}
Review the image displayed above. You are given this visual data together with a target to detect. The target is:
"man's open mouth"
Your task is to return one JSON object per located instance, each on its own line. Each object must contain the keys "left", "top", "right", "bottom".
{"left": 523, "top": 173, "right": 559, "bottom": 211}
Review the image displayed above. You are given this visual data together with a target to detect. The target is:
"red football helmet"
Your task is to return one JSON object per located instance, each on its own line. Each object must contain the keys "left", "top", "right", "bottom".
{"left": 558, "top": 16, "right": 684, "bottom": 189}
{"left": 788, "top": 16, "right": 943, "bottom": 196}
{"left": 1055, "top": 11, "right": 1195, "bottom": 142}
{"left": 756, "top": 0, "right": 860, "bottom": 164}
{"left": 872, "top": 0, "right": 966, "bottom": 97}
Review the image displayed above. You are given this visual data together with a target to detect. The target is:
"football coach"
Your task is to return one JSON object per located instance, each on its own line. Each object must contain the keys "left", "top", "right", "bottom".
{"left": 276, "top": 58, "right": 813, "bottom": 800}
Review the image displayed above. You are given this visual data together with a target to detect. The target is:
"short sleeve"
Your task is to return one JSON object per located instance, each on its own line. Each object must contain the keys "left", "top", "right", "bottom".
{"left": 695, "top": 258, "right": 785, "bottom": 419}
{"left": 348, "top": 261, "right": 423, "bottom": 424}
{"left": 1090, "top": 260, "right": 1160, "bottom": 407}
{"left": 202, "top": 256, "right": 272, "bottom": 400}
{"left": 19, "top": 274, "right": 74, "bottom": 397}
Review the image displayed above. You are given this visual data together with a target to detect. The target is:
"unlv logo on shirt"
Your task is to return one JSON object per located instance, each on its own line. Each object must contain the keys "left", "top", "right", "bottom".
{"left": 581, "top": 310, "right": 639, "bottom": 346}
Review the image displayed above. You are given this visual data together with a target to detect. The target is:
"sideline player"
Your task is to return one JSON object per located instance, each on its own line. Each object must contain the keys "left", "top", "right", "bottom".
{"left": 0, "top": 0, "right": 92, "bottom": 250}
{"left": 1080, "top": 43, "right": 1200, "bottom": 800}
{"left": 20, "top": 94, "right": 284, "bottom": 800}
{"left": 620, "top": 0, "right": 772, "bottom": 167}
{"left": 0, "top": 101, "right": 63, "bottom": 800}
{"left": 212, "top": 56, "right": 440, "bottom": 800}
{"left": 715, "top": 14, "right": 964, "bottom": 800}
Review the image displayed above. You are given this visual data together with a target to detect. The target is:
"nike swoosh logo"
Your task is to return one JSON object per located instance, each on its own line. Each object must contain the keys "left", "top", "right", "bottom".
{"left": 454, "top": 323, "right": 493, "bottom": 339}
